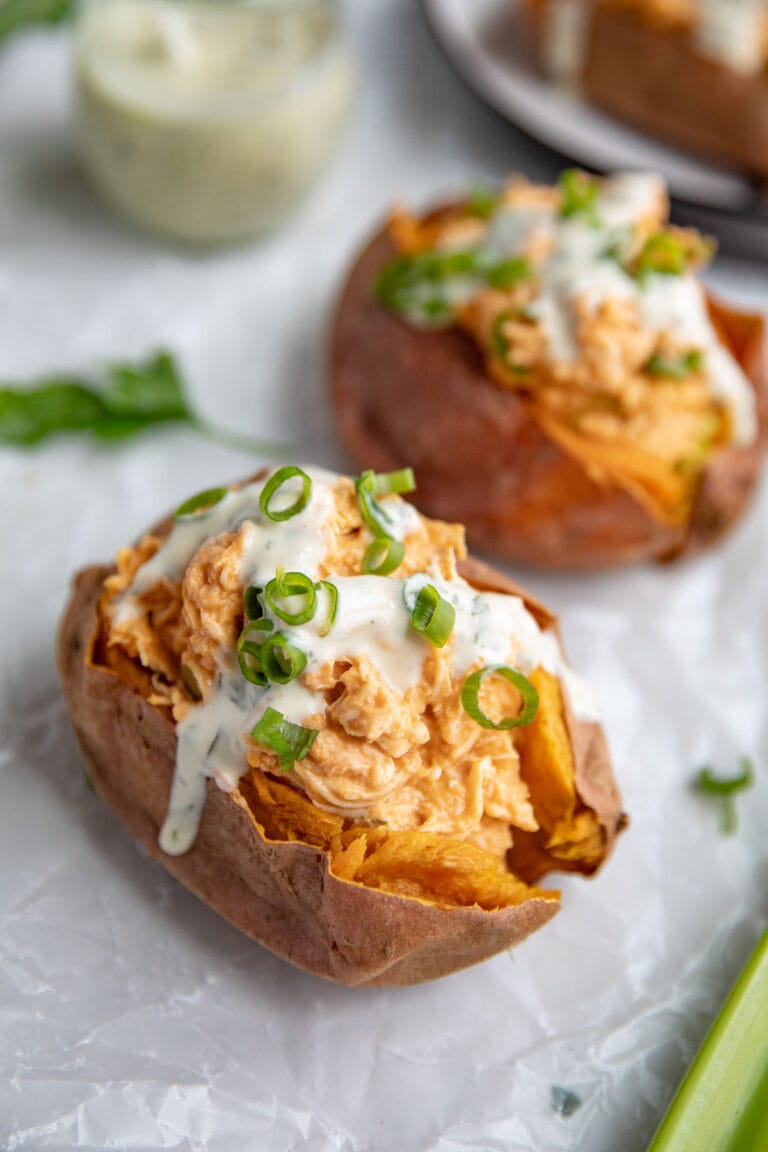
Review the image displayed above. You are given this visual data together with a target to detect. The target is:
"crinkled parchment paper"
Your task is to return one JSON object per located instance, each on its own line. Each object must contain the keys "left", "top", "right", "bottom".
{"left": 1, "top": 7, "right": 767, "bottom": 1150}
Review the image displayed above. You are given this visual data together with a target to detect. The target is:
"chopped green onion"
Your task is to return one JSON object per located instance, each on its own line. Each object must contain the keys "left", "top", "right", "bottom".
{"left": 174, "top": 486, "right": 228, "bottom": 520}
{"left": 259, "top": 632, "right": 307, "bottom": 685}
{"left": 646, "top": 349, "right": 705, "bottom": 379}
{"left": 559, "top": 169, "right": 601, "bottom": 224}
{"left": 243, "top": 584, "right": 264, "bottom": 621}
{"left": 461, "top": 665, "right": 539, "bottom": 730}
{"left": 236, "top": 618, "right": 274, "bottom": 686}
{"left": 490, "top": 309, "right": 535, "bottom": 375}
{"left": 635, "top": 232, "right": 687, "bottom": 278}
{"left": 693, "top": 758, "right": 754, "bottom": 834}
{"left": 366, "top": 468, "right": 416, "bottom": 497}
{"left": 375, "top": 248, "right": 530, "bottom": 321}
{"left": 485, "top": 256, "right": 531, "bottom": 289}
{"left": 491, "top": 311, "right": 513, "bottom": 358}
{"left": 362, "top": 537, "right": 405, "bottom": 575}
{"left": 409, "top": 584, "right": 456, "bottom": 648}
{"left": 355, "top": 471, "right": 393, "bottom": 536}
{"left": 264, "top": 570, "right": 317, "bottom": 625}
{"left": 354, "top": 467, "right": 416, "bottom": 539}
{"left": 422, "top": 297, "right": 452, "bottom": 320}
{"left": 467, "top": 185, "right": 500, "bottom": 219}
{"left": 250, "top": 707, "right": 318, "bottom": 774}
{"left": 315, "top": 580, "right": 339, "bottom": 637}
{"left": 259, "top": 466, "right": 312, "bottom": 522}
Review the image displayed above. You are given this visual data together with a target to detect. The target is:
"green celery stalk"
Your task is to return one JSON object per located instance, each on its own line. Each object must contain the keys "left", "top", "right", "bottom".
{"left": 647, "top": 929, "right": 768, "bottom": 1152}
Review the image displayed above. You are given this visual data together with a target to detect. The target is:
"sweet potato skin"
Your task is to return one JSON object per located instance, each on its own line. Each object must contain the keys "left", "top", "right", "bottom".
{"left": 58, "top": 552, "right": 620, "bottom": 986}
{"left": 330, "top": 222, "right": 766, "bottom": 570}
{"left": 582, "top": 6, "right": 768, "bottom": 179}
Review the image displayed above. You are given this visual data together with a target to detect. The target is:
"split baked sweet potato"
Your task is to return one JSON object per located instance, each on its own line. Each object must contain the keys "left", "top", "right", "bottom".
{"left": 525, "top": 0, "right": 768, "bottom": 178}
{"left": 330, "top": 172, "right": 766, "bottom": 569}
{"left": 58, "top": 466, "right": 623, "bottom": 985}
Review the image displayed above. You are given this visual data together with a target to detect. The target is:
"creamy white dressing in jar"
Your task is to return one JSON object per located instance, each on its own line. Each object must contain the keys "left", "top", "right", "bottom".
{"left": 74, "top": 0, "right": 355, "bottom": 244}
{"left": 115, "top": 466, "right": 596, "bottom": 855}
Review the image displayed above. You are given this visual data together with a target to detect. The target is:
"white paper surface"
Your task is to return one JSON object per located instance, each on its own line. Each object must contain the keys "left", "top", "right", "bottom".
{"left": 1, "top": 5, "right": 767, "bottom": 1150}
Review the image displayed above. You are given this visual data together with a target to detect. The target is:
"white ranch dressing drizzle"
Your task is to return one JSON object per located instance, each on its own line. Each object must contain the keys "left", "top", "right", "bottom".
{"left": 115, "top": 468, "right": 598, "bottom": 855}
{"left": 406, "top": 172, "right": 756, "bottom": 446}
{"left": 543, "top": 0, "right": 591, "bottom": 83}
{"left": 542, "top": 0, "right": 767, "bottom": 78}
{"left": 694, "top": 0, "right": 766, "bottom": 74}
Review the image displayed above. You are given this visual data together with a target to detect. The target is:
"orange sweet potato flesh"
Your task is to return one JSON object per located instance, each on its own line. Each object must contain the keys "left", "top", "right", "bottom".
{"left": 58, "top": 551, "right": 623, "bottom": 985}
{"left": 330, "top": 222, "right": 766, "bottom": 570}
{"left": 526, "top": 0, "right": 768, "bottom": 180}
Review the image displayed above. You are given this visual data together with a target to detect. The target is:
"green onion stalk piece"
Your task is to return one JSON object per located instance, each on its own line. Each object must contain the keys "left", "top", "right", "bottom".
{"left": 259, "top": 466, "right": 312, "bottom": 522}
{"left": 174, "top": 486, "right": 228, "bottom": 520}
{"left": 409, "top": 584, "right": 456, "bottom": 648}
{"left": 646, "top": 928, "right": 768, "bottom": 1152}
{"left": 692, "top": 758, "right": 754, "bottom": 835}
{"left": 461, "top": 665, "right": 539, "bottom": 730}
{"left": 250, "top": 707, "right": 318, "bottom": 774}
{"left": 265, "top": 570, "right": 317, "bottom": 626}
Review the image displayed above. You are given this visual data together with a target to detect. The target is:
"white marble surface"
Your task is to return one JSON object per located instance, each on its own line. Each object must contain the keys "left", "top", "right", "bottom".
{"left": 1, "top": 3, "right": 767, "bottom": 1150}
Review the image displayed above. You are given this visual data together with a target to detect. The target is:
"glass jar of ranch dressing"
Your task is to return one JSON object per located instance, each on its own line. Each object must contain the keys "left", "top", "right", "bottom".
{"left": 74, "top": 0, "right": 355, "bottom": 245}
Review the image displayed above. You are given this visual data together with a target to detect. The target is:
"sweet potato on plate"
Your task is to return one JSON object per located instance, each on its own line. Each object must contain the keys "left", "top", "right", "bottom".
{"left": 330, "top": 172, "right": 766, "bottom": 569}
{"left": 58, "top": 467, "right": 623, "bottom": 985}
{"left": 525, "top": 0, "right": 768, "bottom": 178}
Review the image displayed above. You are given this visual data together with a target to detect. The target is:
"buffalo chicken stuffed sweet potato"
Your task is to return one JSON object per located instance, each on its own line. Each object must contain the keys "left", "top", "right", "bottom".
{"left": 59, "top": 465, "right": 623, "bottom": 985}
{"left": 525, "top": 0, "right": 768, "bottom": 177}
{"left": 331, "top": 171, "right": 765, "bottom": 569}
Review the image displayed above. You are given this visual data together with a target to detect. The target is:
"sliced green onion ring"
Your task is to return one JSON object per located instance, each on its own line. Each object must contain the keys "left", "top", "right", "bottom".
{"left": 354, "top": 467, "right": 416, "bottom": 538}
{"left": 264, "top": 570, "right": 317, "bottom": 625}
{"left": 461, "top": 664, "right": 539, "bottom": 730}
{"left": 366, "top": 468, "right": 416, "bottom": 497}
{"left": 410, "top": 583, "right": 456, "bottom": 648}
{"left": 236, "top": 618, "right": 274, "bottom": 686}
{"left": 250, "top": 706, "right": 318, "bottom": 774}
{"left": 259, "top": 632, "right": 307, "bottom": 685}
{"left": 243, "top": 584, "right": 264, "bottom": 621}
{"left": 362, "top": 536, "right": 405, "bottom": 575}
{"left": 355, "top": 472, "right": 394, "bottom": 536}
{"left": 259, "top": 466, "right": 312, "bottom": 522}
{"left": 315, "top": 579, "right": 338, "bottom": 637}
{"left": 175, "top": 486, "right": 228, "bottom": 520}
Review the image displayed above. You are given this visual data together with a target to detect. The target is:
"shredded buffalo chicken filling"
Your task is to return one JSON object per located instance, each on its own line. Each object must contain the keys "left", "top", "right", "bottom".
{"left": 100, "top": 476, "right": 600, "bottom": 904}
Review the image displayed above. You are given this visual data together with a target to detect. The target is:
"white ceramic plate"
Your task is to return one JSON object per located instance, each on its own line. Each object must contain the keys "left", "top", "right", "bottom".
{"left": 423, "top": 0, "right": 768, "bottom": 253}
